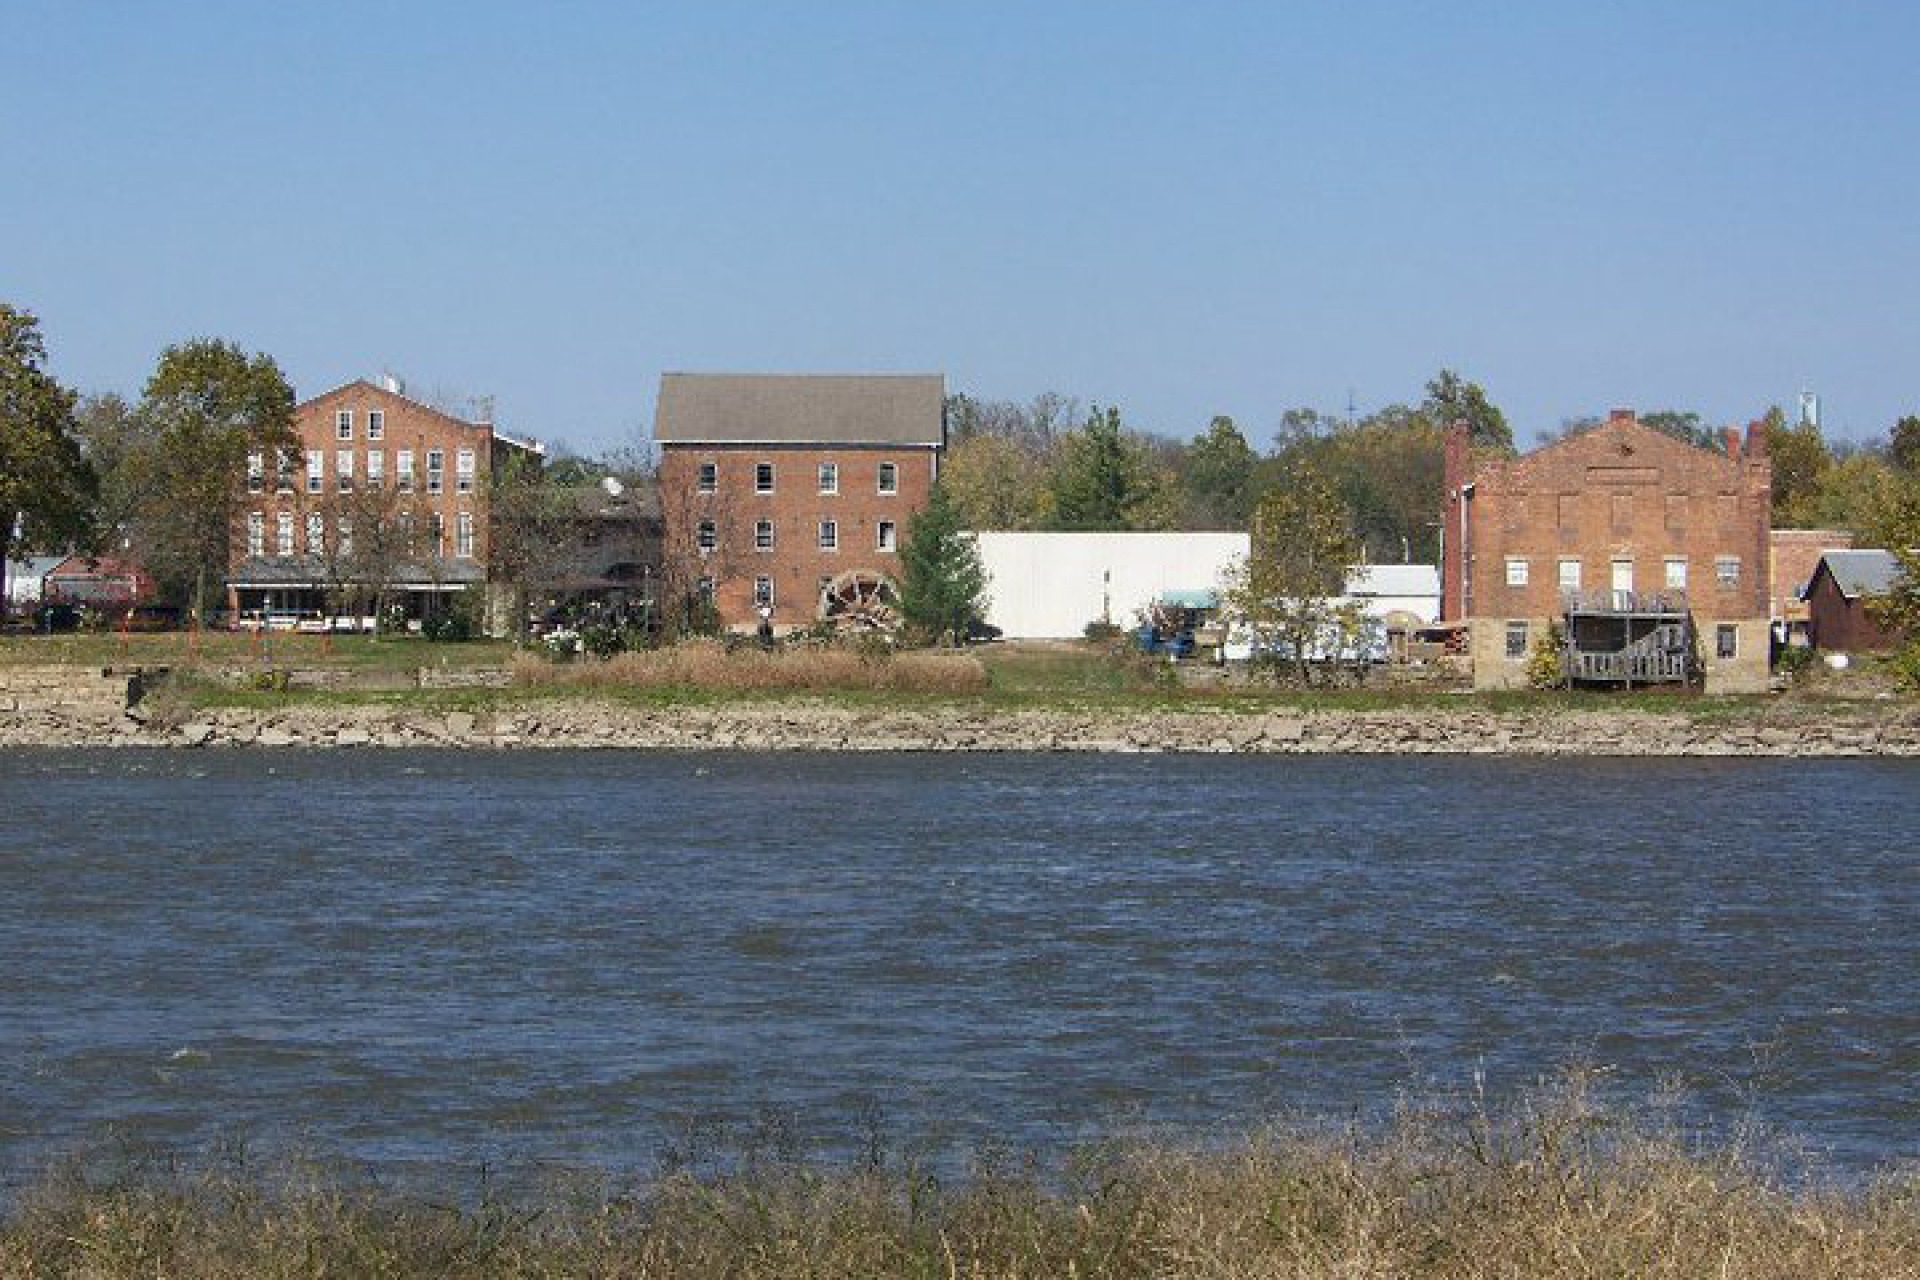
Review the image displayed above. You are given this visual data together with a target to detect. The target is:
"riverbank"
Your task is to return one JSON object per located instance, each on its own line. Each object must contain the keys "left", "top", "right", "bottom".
{"left": 6, "top": 1078, "right": 1914, "bottom": 1278}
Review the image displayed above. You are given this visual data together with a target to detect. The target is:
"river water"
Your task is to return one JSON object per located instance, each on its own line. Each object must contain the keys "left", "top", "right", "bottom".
{"left": 1, "top": 748, "right": 1916, "bottom": 1185}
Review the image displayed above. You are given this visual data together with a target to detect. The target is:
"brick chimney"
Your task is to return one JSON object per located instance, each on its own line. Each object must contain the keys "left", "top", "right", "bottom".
{"left": 1609, "top": 407, "right": 1635, "bottom": 426}
{"left": 1744, "top": 417, "right": 1768, "bottom": 459}
{"left": 1724, "top": 426, "right": 1741, "bottom": 461}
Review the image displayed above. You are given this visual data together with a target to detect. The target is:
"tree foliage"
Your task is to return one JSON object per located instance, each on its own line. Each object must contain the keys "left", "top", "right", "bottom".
{"left": 898, "top": 482, "right": 988, "bottom": 645}
{"left": 1890, "top": 415, "right": 1920, "bottom": 475}
{"left": 1178, "top": 415, "right": 1259, "bottom": 529}
{"left": 1047, "top": 405, "right": 1176, "bottom": 531}
{"left": 941, "top": 433, "right": 1055, "bottom": 530}
{"left": 1220, "top": 468, "right": 1361, "bottom": 683}
{"left": 0, "top": 304, "right": 95, "bottom": 608}
{"left": 1762, "top": 406, "right": 1831, "bottom": 525}
{"left": 1423, "top": 368, "right": 1512, "bottom": 454}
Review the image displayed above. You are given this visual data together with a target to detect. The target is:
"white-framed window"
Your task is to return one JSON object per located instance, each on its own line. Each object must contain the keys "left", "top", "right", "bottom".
{"left": 877, "top": 520, "right": 896, "bottom": 552}
{"left": 275, "top": 449, "right": 296, "bottom": 493}
{"left": 338, "top": 516, "right": 353, "bottom": 557}
{"left": 697, "top": 461, "right": 717, "bottom": 493}
{"left": 818, "top": 462, "right": 838, "bottom": 494}
{"left": 754, "top": 576, "right": 774, "bottom": 608}
{"left": 1505, "top": 620, "right": 1529, "bottom": 659}
{"left": 246, "top": 511, "right": 265, "bottom": 557}
{"left": 1715, "top": 555, "right": 1740, "bottom": 587}
{"left": 335, "top": 409, "right": 353, "bottom": 441}
{"left": 697, "top": 520, "right": 717, "bottom": 552}
{"left": 877, "top": 461, "right": 898, "bottom": 494}
{"left": 1505, "top": 557, "right": 1529, "bottom": 587}
{"left": 335, "top": 450, "right": 354, "bottom": 492}
{"left": 306, "top": 512, "right": 325, "bottom": 554}
{"left": 367, "top": 409, "right": 384, "bottom": 440}
{"left": 1716, "top": 624, "right": 1739, "bottom": 659}
{"left": 818, "top": 520, "right": 838, "bottom": 550}
{"left": 455, "top": 511, "right": 475, "bottom": 559}
{"left": 276, "top": 510, "right": 295, "bottom": 557}
{"left": 456, "top": 447, "right": 475, "bottom": 494}
{"left": 428, "top": 511, "right": 444, "bottom": 555}
{"left": 755, "top": 518, "right": 775, "bottom": 551}
{"left": 426, "top": 449, "right": 444, "bottom": 495}
{"left": 366, "top": 449, "right": 385, "bottom": 490}
{"left": 246, "top": 451, "right": 264, "bottom": 494}
{"left": 755, "top": 461, "right": 775, "bottom": 494}
{"left": 1664, "top": 557, "right": 1688, "bottom": 590}
{"left": 306, "top": 449, "right": 324, "bottom": 495}
{"left": 397, "top": 449, "right": 415, "bottom": 493}
{"left": 1558, "top": 558, "right": 1581, "bottom": 592}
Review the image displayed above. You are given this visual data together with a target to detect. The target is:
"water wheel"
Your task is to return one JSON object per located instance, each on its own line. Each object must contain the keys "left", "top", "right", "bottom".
{"left": 819, "top": 570, "right": 900, "bottom": 632}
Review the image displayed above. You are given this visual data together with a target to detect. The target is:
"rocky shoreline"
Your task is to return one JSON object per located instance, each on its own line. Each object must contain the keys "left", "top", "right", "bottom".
{"left": 6, "top": 695, "right": 1920, "bottom": 757}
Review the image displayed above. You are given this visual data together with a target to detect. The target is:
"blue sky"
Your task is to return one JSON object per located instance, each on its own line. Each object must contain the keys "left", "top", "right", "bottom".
{"left": 7, "top": 2, "right": 1916, "bottom": 451}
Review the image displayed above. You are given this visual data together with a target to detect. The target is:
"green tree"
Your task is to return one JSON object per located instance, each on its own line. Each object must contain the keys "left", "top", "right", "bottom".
{"left": 134, "top": 338, "right": 296, "bottom": 619}
{"left": 898, "top": 482, "right": 989, "bottom": 645}
{"left": 1048, "top": 405, "right": 1176, "bottom": 531}
{"left": 72, "top": 392, "right": 148, "bottom": 547}
{"left": 1763, "top": 405, "right": 1832, "bottom": 525}
{"left": 1890, "top": 415, "right": 1920, "bottom": 475}
{"left": 1422, "top": 368, "right": 1512, "bottom": 454}
{"left": 1220, "top": 467, "right": 1361, "bottom": 683}
{"left": 1640, "top": 409, "right": 1717, "bottom": 450}
{"left": 0, "top": 305, "right": 95, "bottom": 613}
{"left": 1178, "top": 415, "right": 1259, "bottom": 529}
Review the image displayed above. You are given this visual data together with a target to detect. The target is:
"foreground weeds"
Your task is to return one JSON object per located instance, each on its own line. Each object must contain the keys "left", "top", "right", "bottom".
{"left": 7, "top": 1076, "right": 1918, "bottom": 1278}
{"left": 512, "top": 639, "right": 990, "bottom": 696}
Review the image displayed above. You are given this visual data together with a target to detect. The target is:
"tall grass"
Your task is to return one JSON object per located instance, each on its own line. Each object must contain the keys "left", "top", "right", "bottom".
{"left": 6, "top": 1076, "right": 1916, "bottom": 1277}
{"left": 513, "top": 639, "right": 990, "bottom": 696}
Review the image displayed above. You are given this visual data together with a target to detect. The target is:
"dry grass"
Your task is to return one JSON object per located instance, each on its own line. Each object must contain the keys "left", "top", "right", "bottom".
{"left": 5, "top": 1076, "right": 1917, "bottom": 1278}
{"left": 513, "top": 639, "right": 991, "bottom": 696}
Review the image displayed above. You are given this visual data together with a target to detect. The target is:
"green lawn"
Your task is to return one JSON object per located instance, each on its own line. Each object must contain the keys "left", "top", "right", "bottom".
{"left": 0, "top": 630, "right": 513, "bottom": 670}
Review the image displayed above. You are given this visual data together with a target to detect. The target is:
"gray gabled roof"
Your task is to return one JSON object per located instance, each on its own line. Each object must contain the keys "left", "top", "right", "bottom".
{"left": 654, "top": 373, "right": 945, "bottom": 447}
{"left": 1808, "top": 549, "right": 1903, "bottom": 600}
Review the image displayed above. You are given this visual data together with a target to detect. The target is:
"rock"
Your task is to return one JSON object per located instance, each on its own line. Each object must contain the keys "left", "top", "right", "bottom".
{"left": 335, "top": 727, "right": 372, "bottom": 747}
{"left": 445, "top": 711, "right": 476, "bottom": 738}
{"left": 257, "top": 728, "right": 299, "bottom": 747}
{"left": 177, "top": 722, "right": 214, "bottom": 746}
{"left": 1265, "top": 716, "right": 1307, "bottom": 743}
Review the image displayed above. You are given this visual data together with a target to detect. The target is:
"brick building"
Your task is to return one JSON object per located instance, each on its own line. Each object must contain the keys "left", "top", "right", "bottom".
{"left": 226, "top": 377, "right": 542, "bottom": 626}
{"left": 1441, "top": 409, "right": 1772, "bottom": 693}
{"left": 1770, "top": 527, "right": 1853, "bottom": 646}
{"left": 653, "top": 373, "right": 945, "bottom": 630}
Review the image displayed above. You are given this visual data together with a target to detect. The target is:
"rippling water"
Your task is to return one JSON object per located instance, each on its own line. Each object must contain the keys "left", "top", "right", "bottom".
{"left": 1, "top": 748, "right": 1916, "bottom": 1185}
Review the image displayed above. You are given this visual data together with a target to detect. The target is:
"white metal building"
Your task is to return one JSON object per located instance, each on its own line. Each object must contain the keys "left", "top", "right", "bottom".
{"left": 973, "top": 531, "right": 1249, "bottom": 639}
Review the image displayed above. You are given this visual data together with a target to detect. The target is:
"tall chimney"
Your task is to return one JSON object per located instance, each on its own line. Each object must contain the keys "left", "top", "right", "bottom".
{"left": 1745, "top": 417, "right": 1768, "bottom": 459}
{"left": 1724, "top": 427, "right": 1741, "bottom": 461}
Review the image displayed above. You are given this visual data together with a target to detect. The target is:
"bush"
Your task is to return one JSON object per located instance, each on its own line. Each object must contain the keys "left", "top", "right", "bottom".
{"left": 421, "top": 593, "right": 477, "bottom": 643}
{"left": 1525, "top": 620, "right": 1566, "bottom": 690}
{"left": 1083, "top": 619, "right": 1123, "bottom": 643}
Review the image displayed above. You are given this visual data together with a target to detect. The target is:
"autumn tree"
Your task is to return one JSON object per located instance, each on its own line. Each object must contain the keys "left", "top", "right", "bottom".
{"left": 1763, "top": 405, "right": 1832, "bottom": 525}
{"left": 0, "top": 305, "right": 95, "bottom": 614}
{"left": 898, "top": 482, "right": 989, "bottom": 645}
{"left": 941, "top": 433, "right": 1055, "bottom": 529}
{"left": 134, "top": 339, "right": 295, "bottom": 619}
{"left": 1220, "top": 467, "right": 1361, "bottom": 683}
{"left": 1422, "top": 368, "right": 1512, "bottom": 454}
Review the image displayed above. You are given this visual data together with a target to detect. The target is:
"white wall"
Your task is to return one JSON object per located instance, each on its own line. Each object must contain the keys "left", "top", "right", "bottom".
{"left": 973, "top": 531, "right": 1249, "bottom": 639}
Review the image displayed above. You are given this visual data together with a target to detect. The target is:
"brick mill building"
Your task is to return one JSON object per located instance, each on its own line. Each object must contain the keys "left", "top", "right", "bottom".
{"left": 1441, "top": 409, "right": 1773, "bottom": 693}
{"left": 653, "top": 373, "right": 946, "bottom": 630}
{"left": 226, "top": 377, "right": 542, "bottom": 626}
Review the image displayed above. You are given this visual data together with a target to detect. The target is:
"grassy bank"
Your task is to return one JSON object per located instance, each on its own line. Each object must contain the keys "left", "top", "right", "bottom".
{"left": 6, "top": 1081, "right": 1916, "bottom": 1277}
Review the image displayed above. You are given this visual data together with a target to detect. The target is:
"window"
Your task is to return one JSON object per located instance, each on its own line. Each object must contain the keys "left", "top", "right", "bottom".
{"left": 818, "top": 520, "right": 838, "bottom": 550}
{"left": 276, "top": 511, "right": 294, "bottom": 557}
{"left": 397, "top": 449, "right": 415, "bottom": 493}
{"left": 877, "top": 461, "right": 898, "bottom": 494}
{"left": 456, "top": 511, "right": 475, "bottom": 559}
{"left": 697, "top": 461, "right": 717, "bottom": 493}
{"left": 367, "top": 409, "right": 384, "bottom": 441}
{"left": 400, "top": 511, "right": 416, "bottom": 551}
{"left": 306, "top": 450, "right": 324, "bottom": 495}
{"left": 754, "top": 576, "right": 774, "bottom": 608}
{"left": 246, "top": 511, "right": 265, "bottom": 557}
{"left": 697, "top": 520, "right": 717, "bottom": 552}
{"left": 246, "top": 451, "right": 264, "bottom": 494}
{"left": 1716, "top": 624, "right": 1739, "bottom": 660}
{"left": 1505, "top": 557, "right": 1529, "bottom": 587}
{"left": 696, "top": 575, "right": 715, "bottom": 602}
{"left": 306, "top": 512, "right": 325, "bottom": 554}
{"left": 335, "top": 450, "right": 354, "bottom": 492}
{"left": 428, "top": 511, "right": 445, "bottom": 555}
{"left": 818, "top": 462, "right": 838, "bottom": 494}
{"left": 426, "top": 449, "right": 444, "bottom": 495}
{"left": 1505, "top": 620, "right": 1529, "bottom": 660}
{"left": 755, "top": 462, "right": 775, "bottom": 494}
{"left": 1715, "top": 556, "right": 1740, "bottom": 587}
{"left": 337, "top": 517, "right": 353, "bottom": 557}
{"left": 755, "top": 518, "right": 775, "bottom": 551}
{"left": 366, "top": 449, "right": 385, "bottom": 490}
{"left": 456, "top": 448, "right": 475, "bottom": 494}
{"left": 1557, "top": 559, "right": 1581, "bottom": 592}
{"left": 275, "top": 449, "right": 296, "bottom": 493}
{"left": 336, "top": 409, "right": 353, "bottom": 441}
{"left": 1664, "top": 557, "right": 1688, "bottom": 591}
{"left": 877, "top": 520, "right": 896, "bottom": 552}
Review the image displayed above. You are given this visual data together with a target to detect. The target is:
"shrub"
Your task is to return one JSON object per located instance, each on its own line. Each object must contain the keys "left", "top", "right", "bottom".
{"left": 1525, "top": 620, "right": 1566, "bottom": 690}
{"left": 1083, "top": 619, "right": 1122, "bottom": 643}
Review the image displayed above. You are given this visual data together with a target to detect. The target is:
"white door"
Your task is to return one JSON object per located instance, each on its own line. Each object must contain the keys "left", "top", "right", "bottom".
{"left": 1611, "top": 558, "right": 1634, "bottom": 603}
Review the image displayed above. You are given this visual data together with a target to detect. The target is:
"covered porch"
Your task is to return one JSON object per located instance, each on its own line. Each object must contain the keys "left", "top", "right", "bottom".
{"left": 1559, "top": 590, "right": 1696, "bottom": 688}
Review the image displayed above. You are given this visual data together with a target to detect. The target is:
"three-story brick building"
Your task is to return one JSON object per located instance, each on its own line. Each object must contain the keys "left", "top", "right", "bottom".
{"left": 1442, "top": 409, "right": 1772, "bottom": 693}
